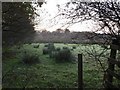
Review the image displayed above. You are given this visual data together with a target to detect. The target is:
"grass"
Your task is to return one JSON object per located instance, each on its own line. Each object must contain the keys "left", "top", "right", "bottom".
{"left": 2, "top": 43, "right": 110, "bottom": 89}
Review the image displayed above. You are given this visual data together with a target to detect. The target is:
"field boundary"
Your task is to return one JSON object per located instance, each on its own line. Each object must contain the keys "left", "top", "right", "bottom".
{"left": 104, "top": 39, "right": 120, "bottom": 89}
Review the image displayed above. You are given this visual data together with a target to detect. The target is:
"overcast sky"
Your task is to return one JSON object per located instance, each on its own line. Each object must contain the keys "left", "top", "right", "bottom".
{"left": 34, "top": 0, "right": 98, "bottom": 32}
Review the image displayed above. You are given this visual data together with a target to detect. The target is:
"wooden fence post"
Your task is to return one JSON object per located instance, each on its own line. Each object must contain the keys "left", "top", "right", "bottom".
{"left": 105, "top": 39, "right": 117, "bottom": 90}
{"left": 78, "top": 54, "right": 83, "bottom": 90}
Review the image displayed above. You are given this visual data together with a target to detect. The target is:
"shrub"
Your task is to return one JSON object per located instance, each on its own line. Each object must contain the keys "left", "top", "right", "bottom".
{"left": 21, "top": 52, "right": 40, "bottom": 65}
{"left": 72, "top": 46, "right": 76, "bottom": 49}
{"left": 44, "top": 44, "right": 48, "bottom": 47}
{"left": 33, "top": 44, "right": 39, "bottom": 48}
{"left": 27, "top": 42, "right": 31, "bottom": 45}
{"left": 48, "top": 43, "right": 56, "bottom": 58}
{"left": 43, "top": 43, "right": 55, "bottom": 56}
{"left": 47, "top": 43, "right": 55, "bottom": 51}
{"left": 55, "top": 48, "right": 73, "bottom": 62}
{"left": 49, "top": 51, "right": 58, "bottom": 58}
{"left": 63, "top": 47, "right": 68, "bottom": 50}
{"left": 17, "top": 46, "right": 21, "bottom": 49}
{"left": 43, "top": 47, "right": 49, "bottom": 55}
{"left": 56, "top": 47, "right": 61, "bottom": 51}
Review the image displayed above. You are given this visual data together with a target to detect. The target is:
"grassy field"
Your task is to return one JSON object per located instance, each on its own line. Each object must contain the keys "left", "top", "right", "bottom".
{"left": 2, "top": 43, "right": 110, "bottom": 89}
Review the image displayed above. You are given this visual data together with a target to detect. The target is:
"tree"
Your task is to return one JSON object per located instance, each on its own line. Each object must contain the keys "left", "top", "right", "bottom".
{"left": 2, "top": 2, "right": 43, "bottom": 45}
{"left": 64, "top": 28, "right": 70, "bottom": 33}
{"left": 58, "top": 0, "right": 120, "bottom": 89}
{"left": 56, "top": 28, "right": 64, "bottom": 33}
{"left": 58, "top": 0, "right": 120, "bottom": 42}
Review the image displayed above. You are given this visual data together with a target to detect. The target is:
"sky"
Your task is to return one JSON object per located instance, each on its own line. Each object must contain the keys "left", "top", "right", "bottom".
{"left": 34, "top": 0, "right": 98, "bottom": 32}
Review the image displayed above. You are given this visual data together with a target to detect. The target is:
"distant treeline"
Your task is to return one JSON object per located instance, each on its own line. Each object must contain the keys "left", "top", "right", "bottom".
{"left": 29, "top": 31, "right": 110, "bottom": 44}
{"left": 3, "top": 30, "right": 111, "bottom": 46}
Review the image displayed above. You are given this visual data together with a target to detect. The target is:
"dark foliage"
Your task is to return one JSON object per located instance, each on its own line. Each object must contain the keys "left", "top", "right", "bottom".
{"left": 22, "top": 52, "right": 40, "bottom": 65}
{"left": 44, "top": 44, "right": 49, "bottom": 47}
{"left": 49, "top": 51, "right": 59, "bottom": 58}
{"left": 33, "top": 44, "right": 39, "bottom": 48}
{"left": 63, "top": 47, "right": 69, "bottom": 50}
{"left": 2, "top": 2, "right": 43, "bottom": 45}
{"left": 54, "top": 47, "right": 73, "bottom": 62}
{"left": 43, "top": 43, "right": 55, "bottom": 56}
{"left": 72, "top": 46, "right": 76, "bottom": 49}
{"left": 47, "top": 43, "right": 55, "bottom": 51}
{"left": 48, "top": 43, "right": 55, "bottom": 58}
{"left": 43, "top": 47, "right": 49, "bottom": 55}
{"left": 56, "top": 47, "right": 61, "bottom": 51}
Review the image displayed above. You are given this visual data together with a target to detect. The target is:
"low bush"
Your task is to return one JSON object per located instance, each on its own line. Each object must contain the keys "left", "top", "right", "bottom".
{"left": 63, "top": 47, "right": 68, "bottom": 49}
{"left": 54, "top": 48, "right": 73, "bottom": 62}
{"left": 33, "top": 44, "right": 39, "bottom": 48}
{"left": 72, "top": 46, "right": 76, "bottom": 49}
{"left": 49, "top": 51, "right": 58, "bottom": 58}
{"left": 56, "top": 47, "right": 61, "bottom": 51}
{"left": 17, "top": 46, "right": 21, "bottom": 49}
{"left": 47, "top": 43, "right": 55, "bottom": 51}
{"left": 44, "top": 44, "right": 48, "bottom": 47}
{"left": 21, "top": 52, "right": 40, "bottom": 65}
{"left": 43, "top": 43, "right": 55, "bottom": 56}
{"left": 43, "top": 47, "right": 49, "bottom": 55}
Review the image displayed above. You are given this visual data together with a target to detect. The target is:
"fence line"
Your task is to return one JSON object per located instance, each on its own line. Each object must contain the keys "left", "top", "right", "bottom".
{"left": 105, "top": 39, "right": 120, "bottom": 90}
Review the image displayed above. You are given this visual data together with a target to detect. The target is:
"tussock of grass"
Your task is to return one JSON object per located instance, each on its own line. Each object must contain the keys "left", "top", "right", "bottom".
{"left": 21, "top": 52, "right": 40, "bottom": 65}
